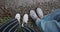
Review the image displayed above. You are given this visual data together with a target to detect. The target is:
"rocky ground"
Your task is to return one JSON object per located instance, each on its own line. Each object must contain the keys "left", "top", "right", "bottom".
{"left": 0, "top": 0, "right": 60, "bottom": 32}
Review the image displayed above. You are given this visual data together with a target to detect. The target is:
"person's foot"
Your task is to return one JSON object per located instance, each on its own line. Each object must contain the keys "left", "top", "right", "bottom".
{"left": 36, "top": 8, "right": 43, "bottom": 19}
{"left": 15, "top": 13, "right": 20, "bottom": 23}
{"left": 23, "top": 14, "right": 28, "bottom": 24}
{"left": 30, "top": 10, "right": 39, "bottom": 21}
{"left": 22, "top": 14, "right": 28, "bottom": 27}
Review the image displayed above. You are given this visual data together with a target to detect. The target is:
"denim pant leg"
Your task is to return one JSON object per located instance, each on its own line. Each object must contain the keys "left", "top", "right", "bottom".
{"left": 36, "top": 19, "right": 60, "bottom": 32}
{"left": 41, "top": 20, "right": 60, "bottom": 32}
{"left": 43, "top": 8, "right": 60, "bottom": 21}
{"left": 36, "top": 9, "right": 60, "bottom": 32}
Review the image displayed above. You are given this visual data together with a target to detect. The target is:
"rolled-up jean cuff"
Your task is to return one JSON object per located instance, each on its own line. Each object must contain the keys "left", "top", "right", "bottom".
{"left": 35, "top": 18, "right": 47, "bottom": 31}
{"left": 35, "top": 18, "right": 41, "bottom": 27}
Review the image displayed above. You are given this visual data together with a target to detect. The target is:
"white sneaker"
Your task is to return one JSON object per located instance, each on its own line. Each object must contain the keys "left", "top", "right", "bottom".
{"left": 22, "top": 14, "right": 28, "bottom": 27}
{"left": 15, "top": 13, "right": 20, "bottom": 23}
{"left": 36, "top": 8, "right": 43, "bottom": 19}
{"left": 30, "top": 10, "right": 38, "bottom": 21}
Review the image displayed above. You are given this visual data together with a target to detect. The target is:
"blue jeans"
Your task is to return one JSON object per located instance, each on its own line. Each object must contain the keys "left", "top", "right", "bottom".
{"left": 36, "top": 8, "right": 60, "bottom": 32}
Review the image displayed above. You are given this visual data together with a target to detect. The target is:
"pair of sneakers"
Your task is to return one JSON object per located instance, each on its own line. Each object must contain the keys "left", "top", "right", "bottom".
{"left": 15, "top": 13, "right": 28, "bottom": 27}
{"left": 30, "top": 8, "right": 43, "bottom": 21}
